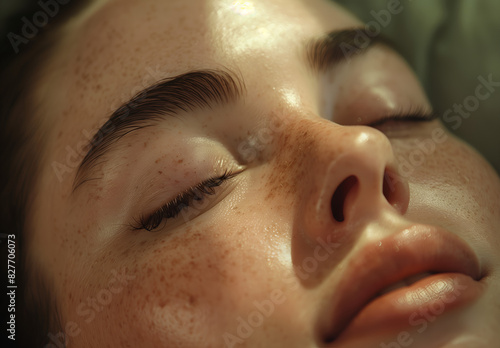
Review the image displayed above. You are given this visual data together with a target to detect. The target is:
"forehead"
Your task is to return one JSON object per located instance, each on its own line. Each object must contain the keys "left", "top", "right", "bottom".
{"left": 62, "top": 0, "right": 358, "bottom": 90}
{"left": 65, "top": 0, "right": 357, "bottom": 84}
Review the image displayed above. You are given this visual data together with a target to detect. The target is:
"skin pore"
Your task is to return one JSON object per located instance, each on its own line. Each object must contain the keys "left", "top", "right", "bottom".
{"left": 27, "top": 0, "right": 500, "bottom": 347}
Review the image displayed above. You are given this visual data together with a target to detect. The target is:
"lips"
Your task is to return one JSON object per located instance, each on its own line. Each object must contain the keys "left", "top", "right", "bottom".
{"left": 319, "top": 224, "right": 485, "bottom": 344}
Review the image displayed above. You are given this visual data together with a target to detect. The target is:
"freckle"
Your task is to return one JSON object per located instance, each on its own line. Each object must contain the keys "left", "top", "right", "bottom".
{"left": 177, "top": 159, "right": 183, "bottom": 164}
{"left": 155, "top": 158, "right": 161, "bottom": 163}
{"left": 159, "top": 299, "right": 170, "bottom": 308}
{"left": 266, "top": 191, "right": 275, "bottom": 200}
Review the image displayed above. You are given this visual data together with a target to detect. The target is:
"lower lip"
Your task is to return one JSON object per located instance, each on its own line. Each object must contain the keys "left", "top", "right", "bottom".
{"left": 335, "top": 273, "right": 485, "bottom": 342}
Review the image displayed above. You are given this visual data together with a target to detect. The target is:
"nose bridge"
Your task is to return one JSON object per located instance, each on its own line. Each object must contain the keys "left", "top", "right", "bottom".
{"left": 268, "top": 117, "right": 395, "bottom": 197}
{"left": 271, "top": 116, "right": 392, "bottom": 169}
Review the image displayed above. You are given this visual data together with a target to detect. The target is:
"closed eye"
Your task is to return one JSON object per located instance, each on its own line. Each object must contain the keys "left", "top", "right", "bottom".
{"left": 130, "top": 169, "right": 240, "bottom": 232}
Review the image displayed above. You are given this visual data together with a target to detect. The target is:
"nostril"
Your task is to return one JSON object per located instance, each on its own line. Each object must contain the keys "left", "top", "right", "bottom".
{"left": 382, "top": 169, "right": 409, "bottom": 214}
{"left": 331, "top": 176, "right": 358, "bottom": 222}
{"left": 383, "top": 171, "right": 393, "bottom": 203}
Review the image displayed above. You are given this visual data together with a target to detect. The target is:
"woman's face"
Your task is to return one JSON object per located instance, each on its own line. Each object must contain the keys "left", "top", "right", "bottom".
{"left": 31, "top": 0, "right": 500, "bottom": 347}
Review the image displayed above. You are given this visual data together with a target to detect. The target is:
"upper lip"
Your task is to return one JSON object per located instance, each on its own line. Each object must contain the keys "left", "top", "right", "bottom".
{"left": 319, "top": 224, "right": 482, "bottom": 342}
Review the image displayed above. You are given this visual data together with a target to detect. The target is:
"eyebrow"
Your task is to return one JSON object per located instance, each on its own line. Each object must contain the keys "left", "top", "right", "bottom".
{"left": 306, "top": 27, "right": 388, "bottom": 72}
{"left": 72, "top": 27, "right": 385, "bottom": 192}
{"left": 72, "top": 69, "right": 245, "bottom": 191}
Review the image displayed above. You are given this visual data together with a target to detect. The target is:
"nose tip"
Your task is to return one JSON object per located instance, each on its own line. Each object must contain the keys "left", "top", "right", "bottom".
{"left": 301, "top": 125, "right": 410, "bottom": 241}
{"left": 327, "top": 166, "right": 410, "bottom": 225}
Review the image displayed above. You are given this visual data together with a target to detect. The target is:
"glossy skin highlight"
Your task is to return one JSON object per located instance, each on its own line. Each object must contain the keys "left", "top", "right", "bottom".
{"left": 27, "top": 0, "right": 500, "bottom": 347}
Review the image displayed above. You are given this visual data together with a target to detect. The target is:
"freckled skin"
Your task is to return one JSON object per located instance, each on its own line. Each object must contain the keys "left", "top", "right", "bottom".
{"left": 25, "top": 0, "right": 500, "bottom": 347}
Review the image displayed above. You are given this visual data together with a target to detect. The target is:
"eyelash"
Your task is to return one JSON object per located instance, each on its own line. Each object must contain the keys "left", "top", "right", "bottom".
{"left": 367, "top": 110, "right": 439, "bottom": 128}
{"left": 132, "top": 170, "right": 238, "bottom": 232}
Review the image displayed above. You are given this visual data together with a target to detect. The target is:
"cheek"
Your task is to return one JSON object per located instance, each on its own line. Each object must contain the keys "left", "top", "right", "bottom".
{"left": 400, "top": 132, "right": 500, "bottom": 243}
{"left": 70, "top": 218, "right": 287, "bottom": 347}
{"left": 438, "top": 141, "right": 500, "bottom": 213}
{"left": 97, "top": 233, "right": 244, "bottom": 346}
{"left": 127, "top": 240, "right": 237, "bottom": 347}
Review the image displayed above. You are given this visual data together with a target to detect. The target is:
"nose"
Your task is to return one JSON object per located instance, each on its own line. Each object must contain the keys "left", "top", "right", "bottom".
{"left": 294, "top": 119, "right": 410, "bottom": 244}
